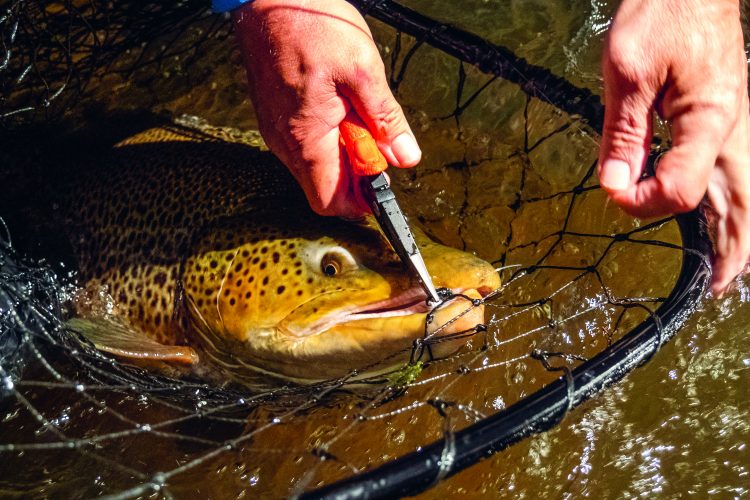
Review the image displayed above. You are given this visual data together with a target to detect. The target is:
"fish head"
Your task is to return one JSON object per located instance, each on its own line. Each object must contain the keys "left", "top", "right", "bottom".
{"left": 183, "top": 213, "right": 500, "bottom": 383}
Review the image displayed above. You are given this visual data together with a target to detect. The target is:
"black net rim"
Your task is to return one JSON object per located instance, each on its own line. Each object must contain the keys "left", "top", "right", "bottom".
{"left": 304, "top": 209, "right": 711, "bottom": 499}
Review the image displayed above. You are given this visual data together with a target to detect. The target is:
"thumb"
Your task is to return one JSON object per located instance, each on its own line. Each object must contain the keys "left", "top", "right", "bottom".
{"left": 598, "top": 68, "right": 653, "bottom": 201}
{"left": 341, "top": 55, "right": 421, "bottom": 168}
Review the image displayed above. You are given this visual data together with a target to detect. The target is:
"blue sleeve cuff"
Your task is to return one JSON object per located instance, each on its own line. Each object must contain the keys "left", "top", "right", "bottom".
{"left": 212, "top": 0, "right": 251, "bottom": 13}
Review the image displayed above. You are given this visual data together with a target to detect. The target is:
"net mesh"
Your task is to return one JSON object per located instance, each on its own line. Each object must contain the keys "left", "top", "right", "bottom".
{"left": 0, "top": 1, "right": 710, "bottom": 497}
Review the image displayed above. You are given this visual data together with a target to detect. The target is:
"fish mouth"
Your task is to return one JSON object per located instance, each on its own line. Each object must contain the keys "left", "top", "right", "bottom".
{"left": 284, "top": 285, "right": 494, "bottom": 338}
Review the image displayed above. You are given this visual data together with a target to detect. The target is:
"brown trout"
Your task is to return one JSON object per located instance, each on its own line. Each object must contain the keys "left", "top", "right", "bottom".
{"left": 58, "top": 121, "right": 500, "bottom": 386}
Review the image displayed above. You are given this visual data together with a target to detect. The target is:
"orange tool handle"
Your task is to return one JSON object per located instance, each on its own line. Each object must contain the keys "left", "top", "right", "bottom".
{"left": 339, "top": 111, "right": 388, "bottom": 176}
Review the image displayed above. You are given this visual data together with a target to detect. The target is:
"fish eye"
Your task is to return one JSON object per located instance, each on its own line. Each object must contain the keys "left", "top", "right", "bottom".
{"left": 321, "top": 254, "right": 341, "bottom": 276}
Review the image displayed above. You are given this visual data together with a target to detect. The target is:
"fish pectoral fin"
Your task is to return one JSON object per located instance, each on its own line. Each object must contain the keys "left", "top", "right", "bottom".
{"left": 66, "top": 317, "right": 199, "bottom": 365}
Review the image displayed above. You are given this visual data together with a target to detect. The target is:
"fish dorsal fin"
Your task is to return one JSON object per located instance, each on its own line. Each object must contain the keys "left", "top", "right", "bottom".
{"left": 114, "top": 115, "right": 268, "bottom": 149}
{"left": 66, "top": 317, "right": 199, "bottom": 365}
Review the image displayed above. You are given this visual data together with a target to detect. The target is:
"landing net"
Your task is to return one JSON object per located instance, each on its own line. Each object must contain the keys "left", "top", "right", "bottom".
{"left": 0, "top": 1, "right": 711, "bottom": 498}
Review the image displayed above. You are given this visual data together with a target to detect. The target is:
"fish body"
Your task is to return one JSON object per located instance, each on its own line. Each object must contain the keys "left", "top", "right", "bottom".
{"left": 59, "top": 121, "right": 499, "bottom": 385}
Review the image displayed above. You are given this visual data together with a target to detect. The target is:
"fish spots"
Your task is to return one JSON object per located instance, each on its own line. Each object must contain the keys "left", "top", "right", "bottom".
{"left": 210, "top": 260, "right": 218, "bottom": 269}
{"left": 245, "top": 291, "right": 252, "bottom": 299}
{"left": 262, "top": 276, "right": 269, "bottom": 286}
{"left": 229, "top": 297, "right": 236, "bottom": 306}
{"left": 154, "top": 272, "right": 167, "bottom": 286}
{"left": 272, "top": 252, "right": 280, "bottom": 263}
{"left": 277, "top": 286, "right": 285, "bottom": 295}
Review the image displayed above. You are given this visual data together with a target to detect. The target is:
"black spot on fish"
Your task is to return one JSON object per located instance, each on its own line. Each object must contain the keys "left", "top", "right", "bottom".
{"left": 277, "top": 286, "right": 285, "bottom": 295}
{"left": 229, "top": 298, "right": 236, "bottom": 306}
{"left": 210, "top": 260, "right": 218, "bottom": 269}
{"left": 245, "top": 291, "right": 252, "bottom": 299}
{"left": 262, "top": 276, "right": 269, "bottom": 286}
{"left": 154, "top": 272, "right": 167, "bottom": 286}
{"left": 272, "top": 252, "right": 280, "bottom": 263}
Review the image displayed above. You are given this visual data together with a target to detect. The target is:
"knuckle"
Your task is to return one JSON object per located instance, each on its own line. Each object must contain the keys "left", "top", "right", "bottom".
{"left": 355, "top": 46, "right": 386, "bottom": 77}
{"left": 604, "top": 36, "right": 650, "bottom": 86}
{"left": 604, "top": 114, "right": 648, "bottom": 146}
{"left": 370, "top": 98, "right": 406, "bottom": 137}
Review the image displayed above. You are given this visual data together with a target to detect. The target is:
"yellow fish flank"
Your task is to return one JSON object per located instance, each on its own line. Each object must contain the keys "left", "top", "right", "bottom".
{"left": 62, "top": 123, "right": 500, "bottom": 386}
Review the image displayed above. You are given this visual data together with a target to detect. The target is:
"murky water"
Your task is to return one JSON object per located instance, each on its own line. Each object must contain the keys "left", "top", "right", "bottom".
{"left": 1, "top": 0, "right": 748, "bottom": 497}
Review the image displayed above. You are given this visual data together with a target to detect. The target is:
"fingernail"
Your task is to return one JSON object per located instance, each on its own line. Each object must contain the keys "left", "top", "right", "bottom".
{"left": 599, "top": 159, "right": 631, "bottom": 191}
{"left": 391, "top": 133, "right": 421, "bottom": 167}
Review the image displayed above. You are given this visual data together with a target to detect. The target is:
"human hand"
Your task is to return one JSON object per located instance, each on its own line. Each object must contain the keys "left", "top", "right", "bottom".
{"left": 232, "top": 0, "right": 421, "bottom": 218}
{"left": 597, "top": 0, "right": 750, "bottom": 295}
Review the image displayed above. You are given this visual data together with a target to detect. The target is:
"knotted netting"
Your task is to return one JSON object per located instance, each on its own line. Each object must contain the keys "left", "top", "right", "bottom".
{"left": 0, "top": 1, "right": 711, "bottom": 497}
